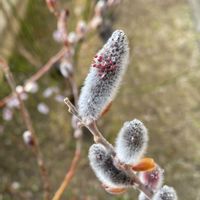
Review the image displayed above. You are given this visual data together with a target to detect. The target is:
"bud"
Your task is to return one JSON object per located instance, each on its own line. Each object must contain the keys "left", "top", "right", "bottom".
{"left": 7, "top": 97, "right": 19, "bottom": 108}
{"left": 74, "top": 128, "right": 82, "bottom": 139}
{"left": 23, "top": 130, "right": 35, "bottom": 146}
{"left": 45, "top": 0, "right": 57, "bottom": 13}
{"left": 16, "top": 85, "right": 28, "bottom": 100}
{"left": 2, "top": 107, "right": 13, "bottom": 121}
{"left": 78, "top": 30, "right": 129, "bottom": 124}
{"left": 139, "top": 165, "right": 164, "bottom": 191}
{"left": 43, "top": 87, "right": 54, "bottom": 98}
{"left": 88, "top": 144, "right": 132, "bottom": 187}
{"left": 54, "top": 94, "right": 65, "bottom": 103}
{"left": 59, "top": 59, "right": 73, "bottom": 78}
{"left": 20, "top": 92, "right": 28, "bottom": 101}
{"left": 68, "top": 32, "right": 77, "bottom": 44}
{"left": 16, "top": 85, "right": 24, "bottom": 93}
{"left": 53, "top": 30, "right": 65, "bottom": 43}
{"left": 76, "top": 20, "right": 87, "bottom": 39}
{"left": 115, "top": 119, "right": 148, "bottom": 164}
{"left": 37, "top": 103, "right": 49, "bottom": 115}
{"left": 153, "top": 185, "right": 177, "bottom": 200}
{"left": 89, "top": 16, "right": 103, "bottom": 29}
{"left": 53, "top": 9, "right": 69, "bottom": 43}
{"left": 95, "top": 0, "right": 106, "bottom": 16}
{"left": 11, "top": 181, "right": 21, "bottom": 191}
{"left": 24, "top": 82, "right": 38, "bottom": 93}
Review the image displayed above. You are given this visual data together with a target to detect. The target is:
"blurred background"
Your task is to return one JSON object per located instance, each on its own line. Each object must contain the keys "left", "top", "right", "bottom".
{"left": 1, "top": 0, "right": 200, "bottom": 199}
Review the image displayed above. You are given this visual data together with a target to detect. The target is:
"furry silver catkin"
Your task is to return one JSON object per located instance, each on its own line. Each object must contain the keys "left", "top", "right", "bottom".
{"left": 78, "top": 30, "right": 129, "bottom": 124}
{"left": 88, "top": 144, "right": 132, "bottom": 187}
{"left": 153, "top": 185, "right": 177, "bottom": 200}
{"left": 115, "top": 119, "right": 148, "bottom": 164}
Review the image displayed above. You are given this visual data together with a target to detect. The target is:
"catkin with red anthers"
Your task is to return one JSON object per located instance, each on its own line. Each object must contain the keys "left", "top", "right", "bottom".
{"left": 78, "top": 30, "right": 129, "bottom": 124}
{"left": 88, "top": 144, "right": 132, "bottom": 187}
{"left": 115, "top": 119, "right": 148, "bottom": 164}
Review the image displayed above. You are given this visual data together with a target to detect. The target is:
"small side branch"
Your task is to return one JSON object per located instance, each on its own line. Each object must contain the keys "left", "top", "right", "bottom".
{"left": 51, "top": 139, "right": 81, "bottom": 200}
{"left": 64, "top": 98, "right": 154, "bottom": 200}
{"left": 0, "top": 47, "right": 67, "bottom": 108}
{"left": 0, "top": 58, "right": 50, "bottom": 200}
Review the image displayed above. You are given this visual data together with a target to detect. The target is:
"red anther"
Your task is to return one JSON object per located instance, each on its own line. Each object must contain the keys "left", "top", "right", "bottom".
{"left": 94, "top": 55, "right": 98, "bottom": 58}
{"left": 98, "top": 63, "right": 102, "bottom": 68}
{"left": 92, "top": 64, "right": 96, "bottom": 67}
{"left": 98, "top": 71, "right": 103, "bottom": 76}
{"left": 98, "top": 56, "right": 103, "bottom": 62}
{"left": 110, "top": 65, "right": 116, "bottom": 70}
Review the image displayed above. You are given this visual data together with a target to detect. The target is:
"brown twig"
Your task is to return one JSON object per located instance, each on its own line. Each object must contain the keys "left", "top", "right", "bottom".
{"left": 18, "top": 44, "right": 42, "bottom": 67}
{"left": 64, "top": 97, "right": 114, "bottom": 154}
{"left": 51, "top": 139, "right": 81, "bottom": 200}
{"left": 51, "top": 66, "right": 82, "bottom": 200}
{"left": 63, "top": 98, "right": 154, "bottom": 200}
{"left": 0, "top": 47, "right": 66, "bottom": 108}
{"left": 26, "top": 47, "right": 66, "bottom": 84}
{"left": 51, "top": 49, "right": 82, "bottom": 200}
{"left": 51, "top": 76, "right": 82, "bottom": 200}
{"left": 0, "top": 58, "right": 50, "bottom": 200}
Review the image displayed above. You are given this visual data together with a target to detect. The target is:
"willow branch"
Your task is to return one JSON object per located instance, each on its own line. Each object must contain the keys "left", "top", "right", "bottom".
{"left": 18, "top": 44, "right": 42, "bottom": 67}
{"left": 51, "top": 68, "right": 82, "bottom": 200}
{"left": 0, "top": 58, "right": 50, "bottom": 200}
{"left": 26, "top": 47, "right": 66, "bottom": 84}
{"left": 0, "top": 47, "right": 66, "bottom": 108}
{"left": 64, "top": 98, "right": 154, "bottom": 200}
{"left": 51, "top": 139, "right": 81, "bottom": 200}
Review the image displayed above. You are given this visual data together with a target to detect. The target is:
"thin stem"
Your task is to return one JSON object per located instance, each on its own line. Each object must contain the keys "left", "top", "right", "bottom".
{"left": 51, "top": 67, "right": 82, "bottom": 200}
{"left": 18, "top": 44, "right": 42, "bottom": 67}
{"left": 0, "top": 58, "right": 50, "bottom": 200}
{"left": 26, "top": 47, "right": 66, "bottom": 84}
{"left": 0, "top": 47, "right": 67, "bottom": 108}
{"left": 124, "top": 165, "right": 154, "bottom": 199}
{"left": 51, "top": 139, "right": 81, "bottom": 200}
{"left": 87, "top": 122, "right": 115, "bottom": 155}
